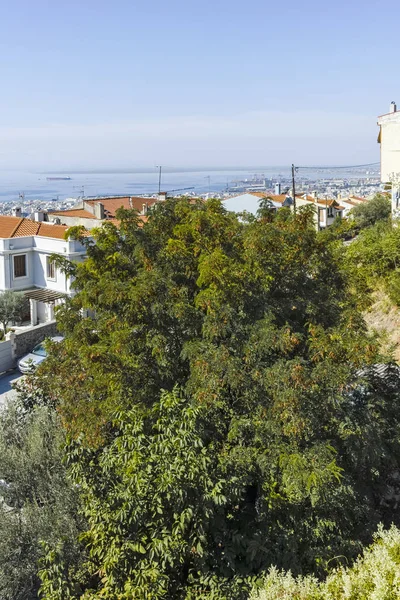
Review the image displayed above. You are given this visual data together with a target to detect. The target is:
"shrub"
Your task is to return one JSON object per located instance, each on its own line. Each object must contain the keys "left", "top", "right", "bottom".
{"left": 250, "top": 524, "right": 400, "bottom": 600}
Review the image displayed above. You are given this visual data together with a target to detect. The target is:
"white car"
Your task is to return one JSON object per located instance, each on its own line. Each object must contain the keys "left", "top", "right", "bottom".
{"left": 17, "top": 336, "right": 64, "bottom": 374}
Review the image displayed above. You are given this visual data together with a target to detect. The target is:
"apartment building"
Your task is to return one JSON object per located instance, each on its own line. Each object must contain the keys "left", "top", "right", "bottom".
{"left": 377, "top": 102, "right": 400, "bottom": 216}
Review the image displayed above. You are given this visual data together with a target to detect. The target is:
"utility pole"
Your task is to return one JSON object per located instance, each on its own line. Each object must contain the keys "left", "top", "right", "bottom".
{"left": 292, "top": 164, "right": 297, "bottom": 214}
{"left": 156, "top": 166, "right": 162, "bottom": 194}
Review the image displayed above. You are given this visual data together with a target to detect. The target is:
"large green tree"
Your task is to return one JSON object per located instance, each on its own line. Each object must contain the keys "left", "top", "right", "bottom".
{"left": 38, "top": 199, "right": 400, "bottom": 598}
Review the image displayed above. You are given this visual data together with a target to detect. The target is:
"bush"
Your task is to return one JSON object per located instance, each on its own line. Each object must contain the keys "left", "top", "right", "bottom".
{"left": 351, "top": 194, "right": 391, "bottom": 229}
{"left": 0, "top": 399, "right": 82, "bottom": 600}
{"left": 250, "top": 524, "right": 400, "bottom": 600}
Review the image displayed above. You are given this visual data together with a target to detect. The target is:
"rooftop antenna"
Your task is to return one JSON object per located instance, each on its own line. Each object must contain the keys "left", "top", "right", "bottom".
{"left": 73, "top": 185, "right": 85, "bottom": 197}
{"left": 205, "top": 175, "right": 211, "bottom": 193}
{"left": 19, "top": 192, "right": 25, "bottom": 202}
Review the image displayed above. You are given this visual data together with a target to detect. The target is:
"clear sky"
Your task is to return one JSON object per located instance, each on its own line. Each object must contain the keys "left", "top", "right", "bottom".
{"left": 0, "top": 0, "right": 397, "bottom": 170}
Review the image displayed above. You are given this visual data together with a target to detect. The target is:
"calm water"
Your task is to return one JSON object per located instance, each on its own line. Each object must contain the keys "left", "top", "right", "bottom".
{"left": 0, "top": 166, "right": 378, "bottom": 204}
{"left": 0, "top": 169, "right": 280, "bottom": 203}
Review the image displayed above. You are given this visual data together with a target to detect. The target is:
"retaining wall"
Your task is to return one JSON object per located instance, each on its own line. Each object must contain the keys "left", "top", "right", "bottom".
{"left": 13, "top": 321, "right": 58, "bottom": 359}
{"left": 0, "top": 321, "right": 58, "bottom": 374}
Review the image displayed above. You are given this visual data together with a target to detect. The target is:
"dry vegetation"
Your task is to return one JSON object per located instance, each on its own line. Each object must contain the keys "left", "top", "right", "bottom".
{"left": 364, "top": 289, "right": 400, "bottom": 362}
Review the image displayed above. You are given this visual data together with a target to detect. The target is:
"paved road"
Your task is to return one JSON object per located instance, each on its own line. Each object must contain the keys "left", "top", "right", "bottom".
{"left": 0, "top": 371, "right": 22, "bottom": 407}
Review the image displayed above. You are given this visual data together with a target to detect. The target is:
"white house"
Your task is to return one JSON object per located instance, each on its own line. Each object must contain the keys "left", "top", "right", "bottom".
{"left": 294, "top": 195, "right": 345, "bottom": 229}
{"left": 225, "top": 191, "right": 344, "bottom": 230}
{"left": 0, "top": 214, "right": 87, "bottom": 326}
{"left": 377, "top": 102, "right": 400, "bottom": 216}
{"left": 223, "top": 192, "right": 285, "bottom": 214}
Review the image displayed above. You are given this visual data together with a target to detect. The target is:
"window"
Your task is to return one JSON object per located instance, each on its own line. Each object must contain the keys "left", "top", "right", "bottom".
{"left": 13, "top": 254, "right": 27, "bottom": 278}
{"left": 46, "top": 257, "right": 56, "bottom": 281}
{"left": 327, "top": 207, "right": 334, "bottom": 218}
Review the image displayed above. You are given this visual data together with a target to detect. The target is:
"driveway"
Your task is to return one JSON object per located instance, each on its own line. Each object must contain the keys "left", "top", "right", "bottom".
{"left": 0, "top": 371, "right": 22, "bottom": 407}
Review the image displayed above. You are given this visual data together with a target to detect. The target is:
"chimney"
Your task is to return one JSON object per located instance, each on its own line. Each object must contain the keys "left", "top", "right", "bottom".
{"left": 33, "top": 211, "right": 44, "bottom": 222}
{"left": 390, "top": 101, "right": 397, "bottom": 113}
{"left": 142, "top": 203, "right": 148, "bottom": 215}
{"left": 94, "top": 202, "right": 105, "bottom": 220}
{"left": 274, "top": 183, "right": 281, "bottom": 195}
{"left": 158, "top": 192, "right": 167, "bottom": 201}
{"left": 12, "top": 206, "right": 21, "bottom": 218}
{"left": 311, "top": 191, "right": 318, "bottom": 200}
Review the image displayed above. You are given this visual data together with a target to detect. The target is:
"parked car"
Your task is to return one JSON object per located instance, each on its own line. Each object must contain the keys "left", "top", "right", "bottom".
{"left": 17, "top": 336, "right": 64, "bottom": 374}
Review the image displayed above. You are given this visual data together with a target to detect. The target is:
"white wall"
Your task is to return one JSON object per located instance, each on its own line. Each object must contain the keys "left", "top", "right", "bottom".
{"left": 0, "top": 235, "right": 86, "bottom": 294}
{"left": 378, "top": 113, "right": 400, "bottom": 183}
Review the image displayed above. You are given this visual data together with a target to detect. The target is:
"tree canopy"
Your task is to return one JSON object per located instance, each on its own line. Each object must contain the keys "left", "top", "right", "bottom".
{"left": 36, "top": 199, "right": 400, "bottom": 598}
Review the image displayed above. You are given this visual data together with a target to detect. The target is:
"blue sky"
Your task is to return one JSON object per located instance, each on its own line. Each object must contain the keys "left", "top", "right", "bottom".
{"left": 0, "top": 0, "right": 396, "bottom": 169}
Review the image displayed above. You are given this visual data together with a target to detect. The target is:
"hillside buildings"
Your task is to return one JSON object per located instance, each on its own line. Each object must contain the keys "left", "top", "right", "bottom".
{"left": 224, "top": 191, "right": 347, "bottom": 229}
{"left": 47, "top": 195, "right": 161, "bottom": 228}
{"left": 377, "top": 102, "right": 400, "bottom": 216}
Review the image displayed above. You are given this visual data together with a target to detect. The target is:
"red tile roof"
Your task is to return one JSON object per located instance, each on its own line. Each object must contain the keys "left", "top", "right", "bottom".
{"left": 0, "top": 216, "right": 69, "bottom": 239}
{"left": 85, "top": 196, "right": 157, "bottom": 218}
{"left": 50, "top": 209, "right": 96, "bottom": 218}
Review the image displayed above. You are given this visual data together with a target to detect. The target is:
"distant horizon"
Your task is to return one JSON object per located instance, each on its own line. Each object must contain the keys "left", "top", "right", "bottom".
{"left": 0, "top": 162, "right": 380, "bottom": 176}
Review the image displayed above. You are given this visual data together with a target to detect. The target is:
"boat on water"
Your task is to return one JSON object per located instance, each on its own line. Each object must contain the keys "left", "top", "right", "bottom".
{"left": 46, "top": 176, "right": 71, "bottom": 181}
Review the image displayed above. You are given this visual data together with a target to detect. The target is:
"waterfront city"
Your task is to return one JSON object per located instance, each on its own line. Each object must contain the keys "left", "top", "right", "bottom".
{"left": 0, "top": 164, "right": 382, "bottom": 217}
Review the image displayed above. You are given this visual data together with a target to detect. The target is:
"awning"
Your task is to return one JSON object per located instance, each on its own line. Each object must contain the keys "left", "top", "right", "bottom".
{"left": 23, "top": 288, "right": 66, "bottom": 303}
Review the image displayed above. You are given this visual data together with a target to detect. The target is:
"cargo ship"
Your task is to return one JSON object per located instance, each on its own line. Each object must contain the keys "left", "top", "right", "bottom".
{"left": 46, "top": 176, "right": 71, "bottom": 181}
{"left": 228, "top": 174, "right": 272, "bottom": 193}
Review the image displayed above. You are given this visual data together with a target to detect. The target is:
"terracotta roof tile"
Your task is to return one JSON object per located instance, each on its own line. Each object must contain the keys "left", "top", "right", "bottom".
{"left": 0, "top": 216, "right": 26, "bottom": 238}
{"left": 85, "top": 196, "right": 157, "bottom": 218}
{"left": 13, "top": 220, "right": 40, "bottom": 237}
{"left": 36, "top": 223, "right": 68, "bottom": 239}
{"left": 0, "top": 216, "right": 69, "bottom": 240}
{"left": 50, "top": 209, "right": 95, "bottom": 218}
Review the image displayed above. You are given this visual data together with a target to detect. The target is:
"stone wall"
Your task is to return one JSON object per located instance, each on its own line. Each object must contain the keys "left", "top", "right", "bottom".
{"left": 12, "top": 321, "right": 58, "bottom": 359}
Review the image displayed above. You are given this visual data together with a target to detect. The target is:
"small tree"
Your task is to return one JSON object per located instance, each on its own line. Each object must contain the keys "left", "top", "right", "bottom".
{"left": 0, "top": 290, "right": 29, "bottom": 332}
{"left": 351, "top": 194, "right": 391, "bottom": 229}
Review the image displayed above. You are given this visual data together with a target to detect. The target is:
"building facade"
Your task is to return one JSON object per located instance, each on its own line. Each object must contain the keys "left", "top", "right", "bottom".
{"left": 47, "top": 195, "right": 160, "bottom": 228}
{"left": 377, "top": 102, "right": 400, "bottom": 216}
{"left": 0, "top": 216, "right": 87, "bottom": 326}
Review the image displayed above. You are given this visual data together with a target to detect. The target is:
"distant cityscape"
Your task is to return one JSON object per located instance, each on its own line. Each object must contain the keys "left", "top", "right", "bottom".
{"left": 0, "top": 165, "right": 383, "bottom": 217}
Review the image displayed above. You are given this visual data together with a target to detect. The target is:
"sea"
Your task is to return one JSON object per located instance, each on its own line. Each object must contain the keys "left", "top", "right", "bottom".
{"left": 0, "top": 165, "right": 379, "bottom": 204}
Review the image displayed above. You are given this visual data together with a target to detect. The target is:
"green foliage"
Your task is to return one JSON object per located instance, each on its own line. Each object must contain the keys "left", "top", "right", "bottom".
{"left": 345, "top": 220, "right": 400, "bottom": 307}
{"left": 250, "top": 524, "right": 400, "bottom": 599}
{"left": 37, "top": 199, "right": 400, "bottom": 597}
{"left": 350, "top": 194, "right": 391, "bottom": 229}
{"left": 0, "top": 289, "right": 29, "bottom": 332}
{"left": 40, "top": 388, "right": 251, "bottom": 598}
{"left": 0, "top": 399, "right": 82, "bottom": 600}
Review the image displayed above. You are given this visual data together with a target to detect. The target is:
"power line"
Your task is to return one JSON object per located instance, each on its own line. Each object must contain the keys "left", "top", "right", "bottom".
{"left": 296, "top": 162, "right": 379, "bottom": 170}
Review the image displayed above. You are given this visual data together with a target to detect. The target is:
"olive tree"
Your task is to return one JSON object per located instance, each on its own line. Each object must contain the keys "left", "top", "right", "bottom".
{"left": 0, "top": 290, "right": 29, "bottom": 333}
